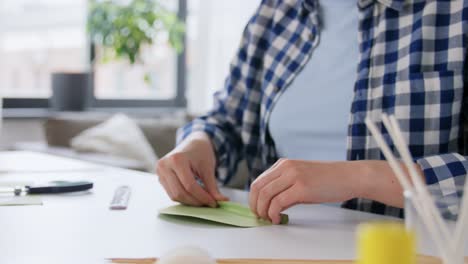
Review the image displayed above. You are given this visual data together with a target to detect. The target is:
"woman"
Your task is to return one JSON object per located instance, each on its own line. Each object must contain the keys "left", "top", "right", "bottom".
{"left": 156, "top": 0, "right": 468, "bottom": 224}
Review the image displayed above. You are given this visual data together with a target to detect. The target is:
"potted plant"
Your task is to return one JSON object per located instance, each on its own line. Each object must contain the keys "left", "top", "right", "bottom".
{"left": 51, "top": 0, "right": 185, "bottom": 111}
{"left": 87, "top": 0, "right": 185, "bottom": 84}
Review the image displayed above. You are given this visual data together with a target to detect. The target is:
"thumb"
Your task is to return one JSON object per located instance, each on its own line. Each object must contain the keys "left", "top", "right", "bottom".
{"left": 200, "top": 163, "right": 229, "bottom": 201}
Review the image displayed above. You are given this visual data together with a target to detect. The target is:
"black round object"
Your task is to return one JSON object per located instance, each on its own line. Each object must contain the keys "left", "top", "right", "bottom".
{"left": 50, "top": 72, "right": 92, "bottom": 111}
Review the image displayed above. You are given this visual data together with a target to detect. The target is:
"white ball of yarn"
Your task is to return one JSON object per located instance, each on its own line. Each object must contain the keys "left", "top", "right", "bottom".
{"left": 158, "top": 246, "right": 216, "bottom": 264}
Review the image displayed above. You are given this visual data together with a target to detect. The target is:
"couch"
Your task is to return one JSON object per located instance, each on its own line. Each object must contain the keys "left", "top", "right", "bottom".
{"left": 36, "top": 111, "right": 248, "bottom": 189}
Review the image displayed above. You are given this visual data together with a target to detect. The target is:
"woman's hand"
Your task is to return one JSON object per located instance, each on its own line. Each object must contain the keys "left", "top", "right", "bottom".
{"left": 156, "top": 132, "right": 228, "bottom": 208}
{"left": 249, "top": 159, "right": 413, "bottom": 224}
{"left": 249, "top": 159, "right": 360, "bottom": 224}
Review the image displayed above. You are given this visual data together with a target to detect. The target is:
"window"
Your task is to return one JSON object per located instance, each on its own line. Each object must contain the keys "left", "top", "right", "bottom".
{"left": 94, "top": 44, "right": 177, "bottom": 100}
{"left": 0, "top": 0, "right": 88, "bottom": 99}
{"left": 93, "top": 0, "right": 181, "bottom": 102}
{"left": 1, "top": 0, "right": 186, "bottom": 109}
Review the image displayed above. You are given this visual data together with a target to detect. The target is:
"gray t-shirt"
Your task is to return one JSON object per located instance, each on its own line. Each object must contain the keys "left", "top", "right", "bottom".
{"left": 269, "top": 0, "right": 359, "bottom": 161}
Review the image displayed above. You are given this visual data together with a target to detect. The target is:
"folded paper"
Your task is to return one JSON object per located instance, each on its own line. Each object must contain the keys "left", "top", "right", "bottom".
{"left": 159, "top": 201, "right": 288, "bottom": 228}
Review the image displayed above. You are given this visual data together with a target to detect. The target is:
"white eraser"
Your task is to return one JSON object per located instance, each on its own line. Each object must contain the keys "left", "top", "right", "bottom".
{"left": 109, "top": 185, "right": 131, "bottom": 210}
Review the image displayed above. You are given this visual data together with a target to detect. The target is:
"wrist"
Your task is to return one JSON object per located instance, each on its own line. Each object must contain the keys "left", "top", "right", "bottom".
{"left": 186, "top": 131, "right": 212, "bottom": 142}
{"left": 348, "top": 160, "right": 409, "bottom": 208}
{"left": 177, "top": 132, "right": 213, "bottom": 150}
{"left": 182, "top": 132, "right": 217, "bottom": 163}
{"left": 341, "top": 160, "right": 376, "bottom": 200}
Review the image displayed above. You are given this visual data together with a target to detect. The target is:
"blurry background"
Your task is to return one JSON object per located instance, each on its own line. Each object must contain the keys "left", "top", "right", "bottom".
{"left": 1, "top": 0, "right": 259, "bottom": 153}
{"left": 0, "top": 0, "right": 259, "bottom": 112}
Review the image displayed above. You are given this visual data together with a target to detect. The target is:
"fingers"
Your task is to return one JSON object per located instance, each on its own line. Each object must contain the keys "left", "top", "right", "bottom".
{"left": 157, "top": 162, "right": 174, "bottom": 200}
{"left": 156, "top": 135, "right": 224, "bottom": 207}
{"left": 268, "top": 185, "right": 301, "bottom": 224}
{"left": 157, "top": 158, "right": 206, "bottom": 207}
{"left": 249, "top": 160, "right": 285, "bottom": 216}
{"left": 160, "top": 168, "right": 203, "bottom": 206}
{"left": 200, "top": 162, "right": 229, "bottom": 202}
{"left": 256, "top": 176, "right": 294, "bottom": 220}
{"left": 173, "top": 159, "right": 218, "bottom": 208}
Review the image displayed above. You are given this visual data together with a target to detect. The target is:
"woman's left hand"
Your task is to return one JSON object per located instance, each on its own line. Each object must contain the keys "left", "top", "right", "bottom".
{"left": 248, "top": 159, "right": 364, "bottom": 224}
{"left": 249, "top": 158, "right": 416, "bottom": 224}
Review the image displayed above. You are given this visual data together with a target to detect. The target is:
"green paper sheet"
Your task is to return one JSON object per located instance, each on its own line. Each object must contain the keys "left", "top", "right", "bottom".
{"left": 0, "top": 195, "right": 42, "bottom": 206}
{"left": 159, "top": 201, "right": 288, "bottom": 228}
{"left": 0, "top": 181, "right": 43, "bottom": 206}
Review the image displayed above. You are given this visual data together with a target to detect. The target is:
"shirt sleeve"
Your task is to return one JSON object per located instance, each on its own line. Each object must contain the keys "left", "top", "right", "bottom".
{"left": 177, "top": 1, "right": 274, "bottom": 184}
{"left": 416, "top": 153, "right": 467, "bottom": 205}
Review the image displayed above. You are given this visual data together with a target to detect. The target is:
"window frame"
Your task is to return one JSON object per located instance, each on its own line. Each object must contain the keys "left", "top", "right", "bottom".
{"left": 3, "top": 0, "right": 187, "bottom": 110}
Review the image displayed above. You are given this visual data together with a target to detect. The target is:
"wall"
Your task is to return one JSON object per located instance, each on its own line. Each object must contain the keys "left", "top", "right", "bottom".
{"left": 187, "top": 0, "right": 261, "bottom": 115}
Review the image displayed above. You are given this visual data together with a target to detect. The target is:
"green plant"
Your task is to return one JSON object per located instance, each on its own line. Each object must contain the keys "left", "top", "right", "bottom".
{"left": 87, "top": 0, "right": 185, "bottom": 65}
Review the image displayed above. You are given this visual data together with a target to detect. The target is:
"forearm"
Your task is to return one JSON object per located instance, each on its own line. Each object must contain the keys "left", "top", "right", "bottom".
{"left": 176, "top": 119, "right": 242, "bottom": 184}
{"left": 348, "top": 160, "right": 424, "bottom": 208}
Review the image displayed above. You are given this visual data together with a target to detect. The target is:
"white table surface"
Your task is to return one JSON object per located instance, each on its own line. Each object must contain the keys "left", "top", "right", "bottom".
{"left": 0, "top": 151, "right": 461, "bottom": 263}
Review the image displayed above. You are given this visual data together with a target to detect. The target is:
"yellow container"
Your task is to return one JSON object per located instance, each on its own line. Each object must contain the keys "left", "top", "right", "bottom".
{"left": 357, "top": 222, "right": 416, "bottom": 264}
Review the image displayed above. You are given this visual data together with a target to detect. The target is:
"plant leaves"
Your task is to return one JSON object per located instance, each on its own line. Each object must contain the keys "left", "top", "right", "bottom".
{"left": 87, "top": 0, "right": 185, "bottom": 64}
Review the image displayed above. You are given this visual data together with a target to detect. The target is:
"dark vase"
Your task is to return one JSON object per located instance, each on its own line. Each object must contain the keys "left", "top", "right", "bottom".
{"left": 50, "top": 72, "right": 93, "bottom": 111}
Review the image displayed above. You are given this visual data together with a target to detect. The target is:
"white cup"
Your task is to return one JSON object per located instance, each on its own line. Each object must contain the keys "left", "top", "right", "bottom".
{"left": 404, "top": 185, "right": 466, "bottom": 264}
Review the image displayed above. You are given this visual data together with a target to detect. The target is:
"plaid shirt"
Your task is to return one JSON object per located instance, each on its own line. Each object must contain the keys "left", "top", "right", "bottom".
{"left": 178, "top": 0, "right": 468, "bottom": 217}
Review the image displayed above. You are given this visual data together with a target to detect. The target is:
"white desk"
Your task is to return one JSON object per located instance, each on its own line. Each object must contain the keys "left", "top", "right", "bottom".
{"left": 0, "top": 151, "right": 459, "bottom": 263}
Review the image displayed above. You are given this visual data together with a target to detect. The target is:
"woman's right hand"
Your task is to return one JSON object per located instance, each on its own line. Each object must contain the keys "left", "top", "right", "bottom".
{"left": 156, "top": 132, "right": 229, "bottom": 207}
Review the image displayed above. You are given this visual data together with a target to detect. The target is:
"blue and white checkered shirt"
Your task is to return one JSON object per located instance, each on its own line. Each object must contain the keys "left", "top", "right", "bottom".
{"left": 178, "top": 0, "right": 468, "bottom": 217}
